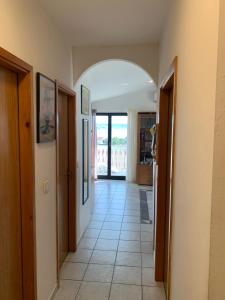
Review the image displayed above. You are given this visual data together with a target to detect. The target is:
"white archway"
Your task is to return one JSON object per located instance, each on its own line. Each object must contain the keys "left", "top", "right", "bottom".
{"left": 75, "top": 59, "right": 157, "bottom": 95}
{"left": 75, "top": 59, "right": 158, "bottom": 240}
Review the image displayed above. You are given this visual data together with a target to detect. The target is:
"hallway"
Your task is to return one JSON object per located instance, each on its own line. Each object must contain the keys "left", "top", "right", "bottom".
{"left": 54, "top": 180, "right": 165, "bottom": 300}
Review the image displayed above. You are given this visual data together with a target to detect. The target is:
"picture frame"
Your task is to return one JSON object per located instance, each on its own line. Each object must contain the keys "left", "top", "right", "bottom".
{"left": 36, "top": 72, "right": 56, "bottom": 143}
{"left": 82, "top": 119, "right": 89, "bottom": 205}
{"left": 81, "top": 85, "right": 90, "bottom": 115}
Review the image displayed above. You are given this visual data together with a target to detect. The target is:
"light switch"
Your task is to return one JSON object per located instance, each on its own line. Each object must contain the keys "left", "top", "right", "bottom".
{"left": 41, "top": 179, "right": 49, "bottom": 194}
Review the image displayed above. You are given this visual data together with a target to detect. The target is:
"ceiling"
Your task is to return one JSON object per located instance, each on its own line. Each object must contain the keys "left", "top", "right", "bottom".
{"left": 39, "top": 0, "right": 169, "bottom": 46}
{"left": 77, "top": 60, "right": 156, "bottom": 101}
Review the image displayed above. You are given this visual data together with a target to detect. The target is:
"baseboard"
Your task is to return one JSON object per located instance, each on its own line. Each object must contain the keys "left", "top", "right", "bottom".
{"left": 49, "top": 283, "right": 58, "bottom": 300}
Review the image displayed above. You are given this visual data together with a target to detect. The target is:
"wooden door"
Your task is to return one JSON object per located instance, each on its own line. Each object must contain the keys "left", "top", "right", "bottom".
{"left": 58, "top": 91, "right": 69, "bottom": 268}
{"left": 164, "top": 88, "right": 174, "bottom": 295}
{"left": 0, "top": 66, "right": 23, "bottom": 299}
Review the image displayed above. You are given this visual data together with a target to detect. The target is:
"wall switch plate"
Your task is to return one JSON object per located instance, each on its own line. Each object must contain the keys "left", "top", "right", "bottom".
{"left": 41, "top": 179, "right": 49, "bottom": 194}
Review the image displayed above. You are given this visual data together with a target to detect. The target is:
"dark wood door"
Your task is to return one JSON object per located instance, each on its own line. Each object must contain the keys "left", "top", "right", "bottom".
{"left": 164, "top": 88, "right": 174, "bottom": 295}
{"left": 58, "top": 91, "right": 69, "bottom": 268}
{"left": 0, "top": 66, "right": 23, "bottom": 299}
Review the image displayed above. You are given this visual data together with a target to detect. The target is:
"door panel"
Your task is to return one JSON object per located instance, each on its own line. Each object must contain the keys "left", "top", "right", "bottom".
{"left": 96, "top": 115, "right": 109, "bottom": 176}
{"left": 96, "top": 113, "right": 128, "bottom": 179}
{"left": 111, "top": 115, "right": 128, "bottom": 177}
{"left": 58, "top": 92, "right": 69, "bottom": 268}
{"left": 164, "top": 89, "right": 173, "bottom": 295}
{"left": 0, "top": 66, "right": 23, "bottom": 299}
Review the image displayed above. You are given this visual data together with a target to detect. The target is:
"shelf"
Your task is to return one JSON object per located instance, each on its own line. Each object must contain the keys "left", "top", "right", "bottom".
{"left": 137, "top": 112, "right": 156, "bottom": 185}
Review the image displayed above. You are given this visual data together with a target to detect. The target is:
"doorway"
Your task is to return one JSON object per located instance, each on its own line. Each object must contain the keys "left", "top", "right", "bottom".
{"left": 0, "top": 48, "right": 36, "bottom": 300}
{"left": 155, "top": 58, "right": 177, "bottom": 299}
{"left": 56, "top": 82, "right": 77, "bottom": 276}
{"left": 96, "top": 113, "right": 128, "bottom": 180}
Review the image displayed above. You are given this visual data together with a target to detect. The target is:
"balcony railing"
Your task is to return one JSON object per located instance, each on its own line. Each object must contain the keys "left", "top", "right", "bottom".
{"left": 97, "top": 144, "right": 127, "bottom": 176}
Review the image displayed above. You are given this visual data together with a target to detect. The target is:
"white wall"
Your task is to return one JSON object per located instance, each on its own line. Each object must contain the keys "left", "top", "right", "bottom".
{"left": 72, "top": 44, "right": 159, "bottom": 84}
{"left": 208, "top": 0, "right": 225, "bottom": 298}
{"left": 92, "top": 89, "right": 157, "bottom": 113}
{"left": 75, "top": 81, "right": 93, "bottom": 242}
{"left": 159, "top": 0, "right": 219, "bottom": 299}
{"left": 0, "top": 0, "right": 73, "bottom": 299}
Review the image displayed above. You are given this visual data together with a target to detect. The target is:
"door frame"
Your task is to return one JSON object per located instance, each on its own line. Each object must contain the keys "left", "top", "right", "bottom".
{"left": 96, "top": 112, "right": 128, "bottom": 180}
{"left": 155, "top": 57, "right": 178, "bottom": 299}
{"left": 56, "top": 81, "right": 77, "bottom": 282}
{"left": 0, "top": 47, "right": 36, "bottom": 299}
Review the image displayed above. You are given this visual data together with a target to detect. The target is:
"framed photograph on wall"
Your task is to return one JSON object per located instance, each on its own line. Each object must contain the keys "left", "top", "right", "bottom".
{"left": 82, "top": 119, "right": 89, "bottom": 205}
{"left": 36, "top": 73, "right": 56, "bottom": 143}
{"left": 81, "top": 85, "right": 90, "bottom": 115}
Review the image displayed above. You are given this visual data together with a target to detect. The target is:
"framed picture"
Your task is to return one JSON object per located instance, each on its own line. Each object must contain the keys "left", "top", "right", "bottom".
{"left": 36, "top": 73, "right": 56, "bottom": 143}
{"left": 81, "top": 85, "right": 90, "bottom": 115}
{"left": 82, "top": 119, "right": 89, "bottom": 205}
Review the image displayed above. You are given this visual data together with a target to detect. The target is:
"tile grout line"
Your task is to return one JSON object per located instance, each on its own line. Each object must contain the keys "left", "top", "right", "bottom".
{"left": 140, "top": 188, "right": 144, "bottom": 300}
{"left": 107, "top": 188, "right": 126, "bottom": 300}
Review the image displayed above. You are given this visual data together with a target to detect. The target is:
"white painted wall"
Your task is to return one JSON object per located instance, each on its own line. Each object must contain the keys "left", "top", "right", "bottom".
{"left": 72, "top": 44, "right": 159, "bottom": 84}
{"left": 0, "top": 0, "right": 73, "bottom": 299}
{"left": 74, "top": 81, "right": 93, "bottom": 242}
{"left": 209, "top": 0, "right": 225, "bottom": 298}
{"left": 159, "top": 0, "right": 220, "bottom": 299}
{"left": 92, "top": 89, "right": 157, "bottom": 113}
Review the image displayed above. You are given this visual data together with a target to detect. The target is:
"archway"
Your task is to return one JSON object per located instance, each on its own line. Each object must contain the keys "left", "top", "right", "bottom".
{"left": 75, "top": 59, "right": 157, "bottom": 178}
{"left": 75, "top": 59, "right": 158, "bottom": 243}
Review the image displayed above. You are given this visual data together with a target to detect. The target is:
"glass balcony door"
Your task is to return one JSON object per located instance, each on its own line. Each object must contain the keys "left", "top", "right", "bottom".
{"left": 96, "top": 113, "right": 128, "bottom": 180}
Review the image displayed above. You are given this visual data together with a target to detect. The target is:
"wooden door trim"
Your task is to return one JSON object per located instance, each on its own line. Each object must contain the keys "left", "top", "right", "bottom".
{"left": 0, "top": 47, "right": 32, "bottom": 73}
{"left": 0, "top": 47, "right": 36, "bottom": 300}
{"left": 155, "top": 57, "right": 178, "bottom": 300}
{"left": 56, "top": 81, "right": 77, "bottom": 283}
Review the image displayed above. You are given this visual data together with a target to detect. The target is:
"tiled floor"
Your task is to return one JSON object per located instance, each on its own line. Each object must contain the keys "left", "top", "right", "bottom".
{"left": 54, "top": 180, "right": 166, "bottom": 300}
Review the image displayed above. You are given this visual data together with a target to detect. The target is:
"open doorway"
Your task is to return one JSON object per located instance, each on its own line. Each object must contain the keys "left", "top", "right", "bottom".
{"left": 96, "top": 113, "right": 128, "bottom": 180}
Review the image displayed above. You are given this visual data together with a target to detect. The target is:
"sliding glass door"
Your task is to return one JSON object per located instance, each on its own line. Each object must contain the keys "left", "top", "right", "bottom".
{"left": 96, "top": 113, "right": 128, "bottom": 180}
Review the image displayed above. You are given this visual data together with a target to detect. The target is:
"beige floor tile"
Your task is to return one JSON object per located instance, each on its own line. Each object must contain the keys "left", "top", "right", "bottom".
{"left": 113, "top": 266, "right": 141, "bottom": 285}
{"left": 116, "top": 251, "right": 141, "bottom": 267}
{"left": 102, "top": 222, "right": 121, "bottom": 230}
{"left": 66, "top": 249, "right": 92, "bottom": 263}
{"left": 84, "top": 229, "right": 100, "bottom": 238}
{"left": 141, "top": 231, "right": 153, "bottom": 242}
{"left": 142, "top": 253, "right": 154, "bottom": 268}
{"left": 53, "top": 280, "right": 80, "bottom": 300}
{"left": 90, "top": 250, "right": 116, "bottom": 265}
{"left": 60, "top": 262, "right": 87, "bottom": 280}
{"left": 76, "top": 282, "right": 110, "bottom": 300}
{"left": 99, "top": 230, "right": 120, "bottom": 240}
{"left": 121, "top": 223, "right": 140, "bottom": 231}
{"left": 141, "top": 241, "right": 154, "bottom": 253}
{"left": 109, "top": 284, "right": 142, "bottom": 300}
{"left": 123, "top": 215, "right": 140, "bottom": 223}
{"left": 84, "top": 264, "right": 114, "bottom": 283}
{"left": 142, "top": 268, "right": 162, "bottom": 286}
{"left": 124, "top": 209, "right": 140, "bottom": 216}
{"left": 143, "top": 286, "right": 166, "bottom": 300}
{"left": 105, "top": 215, "right": 123, "bottom": 222}
{"left": 141, "top": 224, "right": 153, "bottom": 232}
{"left": 91, "top": 214, "right": 106, "bottom": 221}
{"left": 95, "top": 239, "right": 119, "bottom": 251}
{"left": 78, "top": 238, "right": 97, "bottom": 250}
{"left": 120, "top": 230, "right": 140, "bottom": 241}
{"left": 88, "top": 221, "right": 103, "bottom": 229}
{"left": 118, "top": 240, "right": 140, "bottom": 252}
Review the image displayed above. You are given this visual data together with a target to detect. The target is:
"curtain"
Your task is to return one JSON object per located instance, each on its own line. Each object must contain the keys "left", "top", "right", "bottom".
{"left": 127, "top": 110, "right": 137, "bottom": 182}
